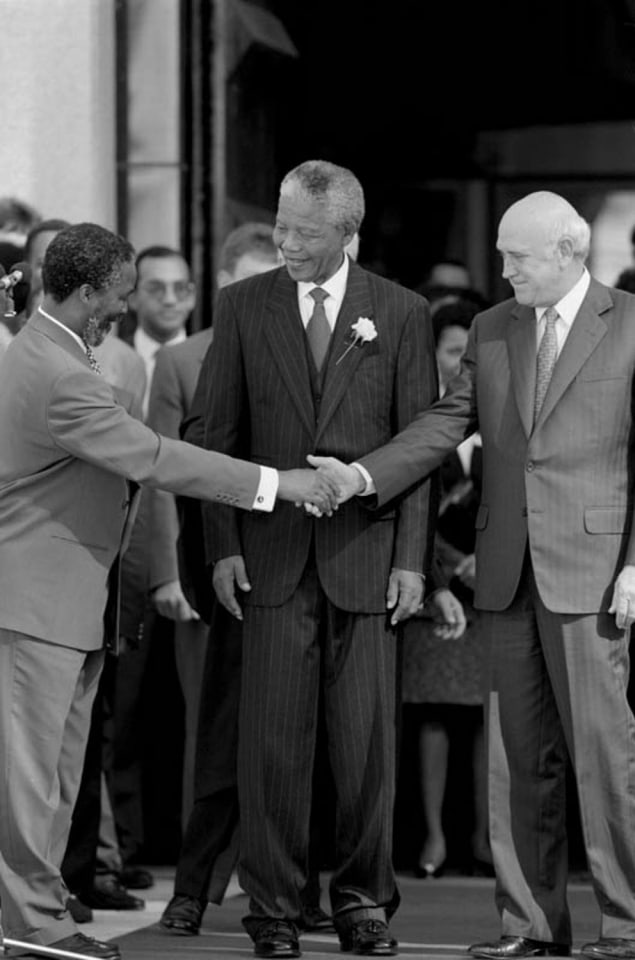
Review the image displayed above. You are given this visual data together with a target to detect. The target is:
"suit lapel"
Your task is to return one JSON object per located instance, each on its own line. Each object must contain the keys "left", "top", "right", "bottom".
{"left": 507, "top": 303, "right": 537, "bottom": 438}
{"left": 535, "top": 280, "right": 611, "bottom": 428}
{"left": 316, "top": 263, "right": 374, "bottom": 444}
{"left": 263, "top": 269, "right": 315, "bottom": 437}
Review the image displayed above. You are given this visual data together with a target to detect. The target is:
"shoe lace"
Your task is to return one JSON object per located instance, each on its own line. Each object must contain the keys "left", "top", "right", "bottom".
{"left": 260, "top": 920, "right": 297, "bottom": 939}
{"left": 357, "top": 920, "right": 388, "bottom": 937}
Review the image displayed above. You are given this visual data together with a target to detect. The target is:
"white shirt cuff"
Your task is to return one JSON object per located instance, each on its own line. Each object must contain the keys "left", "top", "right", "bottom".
{"left": 252, "top": 466, "right": 278, "bottom": 511}
{"left": 351, "top": 462, "right": 376, "bottom": 496}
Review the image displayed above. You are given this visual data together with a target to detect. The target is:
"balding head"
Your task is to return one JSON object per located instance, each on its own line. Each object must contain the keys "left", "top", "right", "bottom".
{"left": 496, "top": 191, "right": 590, "bottom": 307}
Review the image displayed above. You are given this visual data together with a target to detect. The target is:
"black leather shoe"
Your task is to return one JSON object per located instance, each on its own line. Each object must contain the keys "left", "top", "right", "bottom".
{"left": 581, "top": 940, "right": 635, "bottom": 960}
{"left": 67, "top": 895, "right": 94, "bottom": 924}
{"left": 6, "top": 932, "right": 122, "bottom": 959}
{"left": 469, "top": 937, "right": 571, "bottom": 959}
{"left": 80, "top": 874, "right": 145, "bottom": 910}
{"left": 298, "top": 906, "right": 334, "bottom": 932}
{"left": 340, "top": 919, "right": 398, "bottom": 956}
{"left": 160, "top": 894, "right": 207, "bottom": 935}
{"left": 119, "top": 865, "right": 154, "bottom": 889}
{"left": 253, "top": 919, "right": 301, "bottom": 958}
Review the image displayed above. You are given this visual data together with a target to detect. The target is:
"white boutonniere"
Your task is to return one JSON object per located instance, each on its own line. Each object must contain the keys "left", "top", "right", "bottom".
{"left": 335, "top": 316, "right": 378, "bottom": 365}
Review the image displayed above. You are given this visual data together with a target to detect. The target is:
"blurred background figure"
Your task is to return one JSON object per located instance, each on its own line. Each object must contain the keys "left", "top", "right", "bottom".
{"left": 425, "top": 259, "right": 471, "bottom": 290}
{"left": 401, "top": 297, "right": 493, "bottom": 879}
{"left": 0, "top": 196, "right": 41, "bottom": 273}
{"left": 146, "top": 221, "right": 279, "bottom": 840}
{"left": 120, "top": 245, "right": 196, "bottom": 418}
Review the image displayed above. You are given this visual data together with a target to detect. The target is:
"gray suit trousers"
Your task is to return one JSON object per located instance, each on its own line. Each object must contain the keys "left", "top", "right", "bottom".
{"left": 484, "top": 560, "right": 635, "bottom": 944}
{"left": 0, "top": 629, "right": 103, "bottom": 945}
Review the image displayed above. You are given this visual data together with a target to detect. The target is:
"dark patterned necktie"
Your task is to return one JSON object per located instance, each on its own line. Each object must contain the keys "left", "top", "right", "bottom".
{"left": 84, "top": 342, "right": 102, "bottom": 374}
{"left": 533, "top": 306, "right": 559, "bottom": 423}
{"left": 307, "top": 287, "right": 331, "bottom": 371}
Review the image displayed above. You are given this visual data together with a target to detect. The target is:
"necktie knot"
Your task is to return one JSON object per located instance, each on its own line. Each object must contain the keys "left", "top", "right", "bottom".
{"left": 309, "top": 287, "right": 329, "bottom": 305}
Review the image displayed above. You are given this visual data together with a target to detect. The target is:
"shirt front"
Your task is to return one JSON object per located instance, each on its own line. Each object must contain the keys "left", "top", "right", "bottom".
{"left": 297, "top": 255, "right": 350, "bottom": 330}
{"left": 535, "top": 267, "right": 591, "bottom": 357}
{"left": 134, "top": 325, "right": 187, "bottom": 419}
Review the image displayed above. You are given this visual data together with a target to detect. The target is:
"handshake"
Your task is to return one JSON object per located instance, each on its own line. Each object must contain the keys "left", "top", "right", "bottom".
{"left": 276, "top": 456, "right": 367, "bottom": 515}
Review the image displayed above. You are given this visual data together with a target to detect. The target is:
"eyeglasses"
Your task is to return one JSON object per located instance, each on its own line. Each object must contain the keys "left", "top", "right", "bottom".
{"left": 138, "top": 280, "right": 195, "bottom": 301}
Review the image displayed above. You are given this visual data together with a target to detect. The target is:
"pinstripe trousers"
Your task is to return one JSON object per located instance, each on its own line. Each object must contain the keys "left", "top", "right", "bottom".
{"left": 483, "top": 556, "right": 635, "bottom": 945}
{"left": 237, "top": 560, "right": 399, "bottom": 937}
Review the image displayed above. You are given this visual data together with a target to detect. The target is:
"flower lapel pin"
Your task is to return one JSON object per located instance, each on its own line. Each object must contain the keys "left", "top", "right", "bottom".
{"left": 336, "top": 316, "right": 378, "bottom": 365}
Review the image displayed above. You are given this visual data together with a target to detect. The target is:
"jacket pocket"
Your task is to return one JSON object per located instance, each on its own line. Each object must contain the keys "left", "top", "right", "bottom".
{"left": 584, "top": 507, "right": 627, "bottom": 534}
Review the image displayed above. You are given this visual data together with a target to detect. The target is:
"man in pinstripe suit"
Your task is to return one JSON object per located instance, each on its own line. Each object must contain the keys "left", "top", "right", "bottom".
{"left": 313, "top": 191, "right": 635, "bottom": 960}
{"left": 195, "top": 160, "right": 439, "bottom": 957}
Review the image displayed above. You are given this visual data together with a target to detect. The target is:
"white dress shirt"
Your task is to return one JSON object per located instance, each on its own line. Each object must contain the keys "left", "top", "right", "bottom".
{"left": 134, "top": 325, "right": 187, "bottom": 419}
{"left": 535, "top": 267, "right": 590, "bottom": 356}
{"left": 297, "top": 255, "right": 350, "bottom": 329}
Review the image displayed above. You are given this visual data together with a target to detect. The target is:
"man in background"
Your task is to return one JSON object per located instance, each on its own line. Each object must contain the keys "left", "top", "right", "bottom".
{"left": 120, "top": 245, "right": 196, "bottom": 418}
{"left": 147, "top": 222, "right": 279, "bottom": 834}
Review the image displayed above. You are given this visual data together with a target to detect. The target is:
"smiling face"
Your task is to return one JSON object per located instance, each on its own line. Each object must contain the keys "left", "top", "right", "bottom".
{"left": 83, "top": 261, "right": 137, "bottom": 347}
{"left": 273, "top": 188, "right": 354, "bottom": 285}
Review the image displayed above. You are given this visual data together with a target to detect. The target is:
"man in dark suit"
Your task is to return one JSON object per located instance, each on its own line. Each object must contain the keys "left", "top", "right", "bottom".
{"left": 195, "top": 160, "right": 438, "bottom": 958}
{"left": 147, "top": 222, "right": 279, "bottom": 827}
{"left": 313, "top": 191, "right": 635, "bottom": 960}
{"left": 159, "top": 223, "right": 333, "bottom": 937}
{"left": 0, "top": 222, "right": 336, "bottom": 960}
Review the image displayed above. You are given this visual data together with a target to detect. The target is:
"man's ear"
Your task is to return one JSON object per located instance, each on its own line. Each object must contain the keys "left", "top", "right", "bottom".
{"left": 557, "top": 236, "right": 575, "bottom": 264}
{"left": 77, "top": 283, "right": 95, "bottom": 306}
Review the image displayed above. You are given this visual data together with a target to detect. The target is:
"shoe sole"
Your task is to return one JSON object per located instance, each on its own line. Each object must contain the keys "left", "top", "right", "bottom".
{"left": 159, "top": 922, "right": 200, "bottom": 936}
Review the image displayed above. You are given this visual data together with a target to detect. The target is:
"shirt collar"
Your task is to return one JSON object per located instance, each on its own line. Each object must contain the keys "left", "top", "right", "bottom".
{"left": 535, "top": 268, "right": 591, "bottom": 328}
{"left": 134, "top": 324, "right": 187, "bottom": 360}
{"left": 297, "top": 254, "right": 350, "bottom": 305}
{"left": 38, "top": 306, "right": 87, "bottom": 353}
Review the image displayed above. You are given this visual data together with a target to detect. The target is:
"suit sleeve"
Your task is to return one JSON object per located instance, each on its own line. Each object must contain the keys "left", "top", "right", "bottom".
{"left": 199, "top": 289, "right": 246, "bottom": 564}
{"left": 390, "top": 297, "right": 439, "bottom": 574}
{"left": 46, "top": 364, "right": 262, "bottom": 510}
{"left": 145, "top": 347, "right": 184, "bottom": 588}
{"left": 362, "top": 321, "right": 479, "bottom": 508}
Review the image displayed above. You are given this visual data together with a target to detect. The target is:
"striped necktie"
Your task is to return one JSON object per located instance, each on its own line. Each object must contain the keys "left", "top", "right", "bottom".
{"left": 533, "top": 306, "right": 558, "bottom": 423}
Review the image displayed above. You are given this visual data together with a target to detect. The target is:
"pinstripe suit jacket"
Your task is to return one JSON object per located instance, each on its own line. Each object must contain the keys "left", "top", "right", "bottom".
{"left": 361, "top": 279, "right": 635, "bottom": 614}
{"left": 199, "top": 260, "right": 438, "bottom": 613}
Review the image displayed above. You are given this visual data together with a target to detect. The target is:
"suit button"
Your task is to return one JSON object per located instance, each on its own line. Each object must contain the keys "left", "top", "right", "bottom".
{"left": 526, "top": 461, "right": 535, "bottom": 472}
{"left": 521, "top": 507, "right": 528, "bottom": 517}
{"left": 315, "top": 394, "right": 321, "bottom": 404}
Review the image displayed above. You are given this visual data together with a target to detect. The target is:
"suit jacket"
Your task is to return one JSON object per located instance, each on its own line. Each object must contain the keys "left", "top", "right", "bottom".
{"left": 0, "top": 311, "right": 261, "bottom": 651}
{"left": 362, "top": 279, "right": 635, "bottom": 614}
{"left": 195, "top": 260, "right": 438, "bottom": 612}
{"left": 146, "top": 328, "right": 214, "bottom": 614}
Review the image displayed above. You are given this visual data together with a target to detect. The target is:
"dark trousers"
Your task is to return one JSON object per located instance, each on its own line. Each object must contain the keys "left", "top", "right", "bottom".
{"left": 238, "top": 562, "right": 399, "bottom": 936}
{"left": 174, "top": 603, "right": 333, "bottom": 906}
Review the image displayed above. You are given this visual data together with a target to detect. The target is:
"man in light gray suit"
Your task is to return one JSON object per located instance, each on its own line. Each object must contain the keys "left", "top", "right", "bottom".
{"left": 312, "top": 192, "right": 635, "bottom": 960}
{"left": 0, "top": 222, "right": 336, "bottom": 960}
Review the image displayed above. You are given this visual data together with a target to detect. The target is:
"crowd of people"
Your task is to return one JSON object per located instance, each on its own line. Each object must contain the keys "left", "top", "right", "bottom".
{"left": 1, "top": 164, "right": 635, "bottom": 960}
